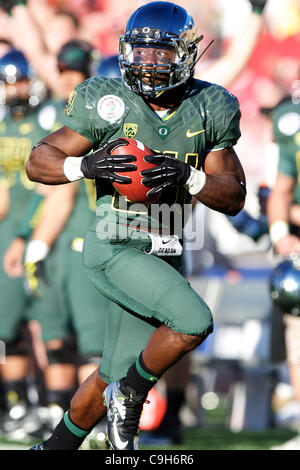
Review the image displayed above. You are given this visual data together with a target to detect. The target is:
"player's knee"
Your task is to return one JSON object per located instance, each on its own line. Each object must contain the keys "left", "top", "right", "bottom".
{"left": 174, "top": 330, "right": 208, "bottom": 353}
{"left": 169, "top": 302, "right": 214, "bottom": 340}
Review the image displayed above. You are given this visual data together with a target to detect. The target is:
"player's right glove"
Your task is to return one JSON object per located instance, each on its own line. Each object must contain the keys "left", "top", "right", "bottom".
{"left": 23, "top": 240, "right": 49, "bottom": 300}
{"left": 80, "top": 138, "right": 137, "bottom": 183}
{"left": 24, "top": 260, "right": 48, "bottom": 300}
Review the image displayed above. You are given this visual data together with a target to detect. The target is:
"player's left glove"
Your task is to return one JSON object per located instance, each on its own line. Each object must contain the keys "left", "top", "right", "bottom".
{"left": 141, "top": 154, "right": 191, "bottom": 197}
{"left": 80, "top": 138, "right": 137, "bottom": 183}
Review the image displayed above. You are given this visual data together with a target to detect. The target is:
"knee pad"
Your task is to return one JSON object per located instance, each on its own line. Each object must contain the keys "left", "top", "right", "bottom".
{"left": 5, "top": 338, "right": 28, "bottom": 357}
{"left": 46, "top": 340, "right": 77, "bottom": 365}
{"left": 76, "top": 353, "right": 101, "bottom": 367}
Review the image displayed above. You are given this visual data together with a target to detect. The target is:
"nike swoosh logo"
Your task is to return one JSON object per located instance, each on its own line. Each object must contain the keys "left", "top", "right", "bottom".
{"left": 186, "top": 129, "right": 205, "bottom": 138}
{"left": 162, "top": 238, "right": 173, "bottom": 244}
{"left": 112, "top": 418, "right": 129, "bottom": 450}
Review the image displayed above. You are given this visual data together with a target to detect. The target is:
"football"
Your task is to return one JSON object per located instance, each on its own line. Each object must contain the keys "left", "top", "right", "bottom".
{"left": 112, "top": 137, "right": 159, "bottom": 203}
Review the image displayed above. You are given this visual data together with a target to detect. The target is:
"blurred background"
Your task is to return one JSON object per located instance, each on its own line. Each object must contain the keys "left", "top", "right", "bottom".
{"left": 1, "top": 0, "right": 300, "bottom": 450}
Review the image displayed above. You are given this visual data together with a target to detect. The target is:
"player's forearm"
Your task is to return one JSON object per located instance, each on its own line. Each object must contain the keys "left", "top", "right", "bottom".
{"left": 27, "top": 128, "right": 94, "bottom": 183}
{"left": 267, "top": 187, "right": 292, "bottom": 226}
{"left": 289, "top": 204, "right": 300, "bottom": 228}
{"left": 11, "top": 5, "right": 46, "bottom": 57}
{"left": 26, "top": 143, "right": 70, "bottom": 184}
{"left": 199, "top": 12, "right": 263, "bottom": 88}
{"left": 31, "top": 184, "right": 77, "bottom": 246}
{"left": 193, "top": 174, "right": 246, "bottom": 216}
{"left": 26, "top": 0, "right": 55, "bottom": 30}
{"left": 11, "top": 5, "right": 61, "bottom": 96}
{"left": 267, "top": 190, "right": 300, "bottom": 250}
{"left": 0, "top": 183, "right": 9, "bottom": 221}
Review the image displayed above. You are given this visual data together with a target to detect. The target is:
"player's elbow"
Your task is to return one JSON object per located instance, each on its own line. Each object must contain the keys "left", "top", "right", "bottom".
{"left": 26, "top": 152, "right": 40, "bottom": 182}
{"left": 225, "top": 185, "right": 246, "bottom": 216}
{"left": 25, "top": 157, "right": 35, "bottom": 182}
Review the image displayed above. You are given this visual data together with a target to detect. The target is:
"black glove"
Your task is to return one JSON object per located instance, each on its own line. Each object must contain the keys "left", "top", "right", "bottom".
{"left": 0, "top": 0, "right": 26, "bottom": 14}
{"left": 80, "top": 138, "right": 137, "bottom": 183}
{"left": 141, "top": 154, "right": 191, "bottom": 197}
{"left": 248, "top": 0, "right": 267, "bottom": 13}
{"left": 24, "top": 260, "right": 47, "bottom": 300}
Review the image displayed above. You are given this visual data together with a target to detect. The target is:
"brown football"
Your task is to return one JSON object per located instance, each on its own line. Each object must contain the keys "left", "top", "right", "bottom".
{"left": 112, "top": 137, "right": 160, "bottom": 203}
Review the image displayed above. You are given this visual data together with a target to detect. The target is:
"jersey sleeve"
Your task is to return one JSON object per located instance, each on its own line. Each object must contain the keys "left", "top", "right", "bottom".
{"left": 277, "top": 146, "right": 298, "bottom": 178}
{"left": 63, "top": 81, "right": 97, "bottom": 144}
{"left": 272, "top": 103, "right": 299, "bottom": 178}
{"left": 272, "top": 105, "right": 300, "bottom": 146}
{"left": 205, "top": 86, "right": 241, "bottom": 151}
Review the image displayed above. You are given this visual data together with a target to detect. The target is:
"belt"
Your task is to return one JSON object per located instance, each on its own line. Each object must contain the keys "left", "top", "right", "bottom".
{"left": 119, "top": 223, "right": 172, "bottom": 236}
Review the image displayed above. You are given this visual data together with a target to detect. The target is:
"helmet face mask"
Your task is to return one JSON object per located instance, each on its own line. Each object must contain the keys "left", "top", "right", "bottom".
{"left": 0, "top": 50, "right": 46, "bottom": 116}
{"left": 119, "top": 2, "right": 202, "bottom": 97}
{"left": 3, "top": 80, "right": 31, "bottom": 111}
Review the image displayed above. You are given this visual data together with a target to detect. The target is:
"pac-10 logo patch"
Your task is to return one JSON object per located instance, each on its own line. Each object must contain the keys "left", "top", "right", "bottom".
{"left": 97, "top": 95, "right": 125, "bottom": 123}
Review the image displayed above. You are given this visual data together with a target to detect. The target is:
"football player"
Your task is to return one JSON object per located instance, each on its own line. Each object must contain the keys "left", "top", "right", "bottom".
{"left": 27, "top": 2, "right": 246, "bottom": 450}
{"left": 266, "top": 96, "right": 300, "bottom": 450}
{"left": 3, "top": 40, "right": 109, "bottom": 443}
{"left": 0, "top": 49, "right": 50, "bottom": 437}
{"left": 143, "top": 0, "right": 269, "bottom": 445}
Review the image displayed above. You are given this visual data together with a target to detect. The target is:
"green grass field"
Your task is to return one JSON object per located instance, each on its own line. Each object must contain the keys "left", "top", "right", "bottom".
{"left": 140, "top": 428, "right": 298, "bottom": 450}
{"left": 0, "top": 428, "right": 297, "bottom": 451}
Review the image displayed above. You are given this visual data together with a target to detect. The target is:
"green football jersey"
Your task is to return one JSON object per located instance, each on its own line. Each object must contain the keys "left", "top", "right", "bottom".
{"left": 272, "top": 99, "right": 300, "bottom": 204}
{"left": 64, "top": 77, "right": 241, "bottom": 237}
{"left": 0, "top": 104, "right": 62, "bottom": 226}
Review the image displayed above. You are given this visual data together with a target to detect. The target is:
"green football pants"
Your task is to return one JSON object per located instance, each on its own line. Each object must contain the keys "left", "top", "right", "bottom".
{"left": 83, "top": 229, "right": 213, "bottom": 383}
{"left": 0, "top": 218, "right": 30, "bottom": 342}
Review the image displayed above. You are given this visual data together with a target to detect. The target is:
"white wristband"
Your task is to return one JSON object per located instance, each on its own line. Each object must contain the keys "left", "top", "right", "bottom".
{"left": 185, "top": 166, "right": 206, "bottom": 195}
{"left": 269, "top": 220, "right": 289, "bottom": 244}
{"left": 25, "top": 240, "right": 49, "bottom": 263}
{"left": 63, "top": 156, "right": 84, "bottom": 181}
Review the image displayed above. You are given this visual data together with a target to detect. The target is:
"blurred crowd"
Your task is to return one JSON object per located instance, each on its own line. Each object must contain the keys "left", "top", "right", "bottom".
{"left": 0, "top": 0, "right": 300, "bottom": 450}
{"left": 0, "top": 0, "right": 299, "bottom": 185}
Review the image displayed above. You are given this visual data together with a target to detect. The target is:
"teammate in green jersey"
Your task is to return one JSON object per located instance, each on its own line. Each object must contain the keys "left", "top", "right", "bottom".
{"left": 3, "top": 41, "right": 109, "bottom": 443}
{"left": 0, "top": 48, "right": 51, "bottom": 436}
{"left": 23, "top": 41, "right": 107, "bottom": 408}
{"left": 267, "top": 96, "right": 300, "bottom": 450}
{"left": 27, "top": 2, "right": 246, "bottom": 451}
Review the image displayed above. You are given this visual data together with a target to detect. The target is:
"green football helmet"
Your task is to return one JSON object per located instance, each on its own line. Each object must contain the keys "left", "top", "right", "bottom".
{"left": 119, "top": 1, "right": 203, "bottom": 97}
{"left": 270, "top": 255, "right": 300, "bottom": 316}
